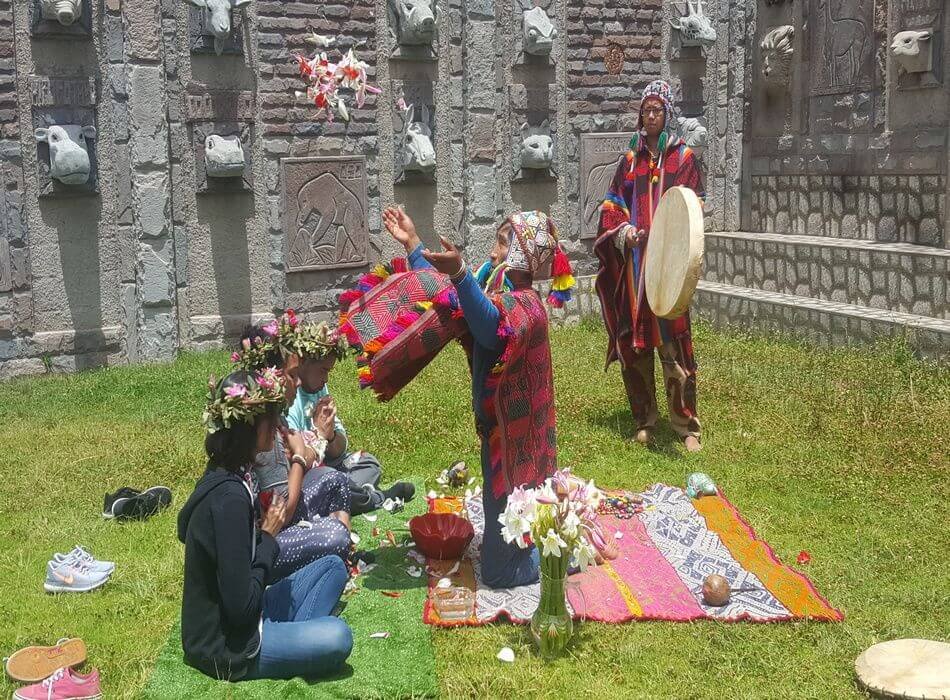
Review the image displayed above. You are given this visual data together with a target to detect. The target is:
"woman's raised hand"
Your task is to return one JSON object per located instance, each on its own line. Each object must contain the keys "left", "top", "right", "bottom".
{"left": 382, "top": 206, "right": 421, "bottom": 252}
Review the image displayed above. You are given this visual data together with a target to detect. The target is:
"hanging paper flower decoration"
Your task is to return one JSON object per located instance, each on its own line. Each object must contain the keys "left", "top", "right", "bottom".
{"left": 294, "top": 34, "right": 381, "bottom": 123}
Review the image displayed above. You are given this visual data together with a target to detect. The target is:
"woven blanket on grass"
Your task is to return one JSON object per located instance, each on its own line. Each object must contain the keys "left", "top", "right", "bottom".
{"left": 423, "top": 484, "right": 842, "bottom": 626}
{"left": 143, "top": 484, "right": 437, "bottom": 700}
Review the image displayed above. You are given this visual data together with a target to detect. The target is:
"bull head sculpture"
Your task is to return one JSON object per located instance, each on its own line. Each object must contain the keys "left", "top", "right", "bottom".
{"left": 399, "top": 104, "right": 436, "bottom": 175}
{"left": 183, "top": 0, "right": 253, "bottom": 55}
{"left": 204, "top": 134, "right": 246, "bottom": 178}
{"left": 520, "top": 121, "right": 554, "bottom": 170}
{"left": 35, "top": 124, "right": 96, "bottom": 186}
{"left": 388, "top": 0, "right": 438, "bottom": 46}
{"left": 891, "top": 29, "right": 933, "bottom": 74}
{"left": 670, "top": 0, "right": 717, "bottom": 48}
{"left": 38, "top": 0, "right": 83, "bottom": 26}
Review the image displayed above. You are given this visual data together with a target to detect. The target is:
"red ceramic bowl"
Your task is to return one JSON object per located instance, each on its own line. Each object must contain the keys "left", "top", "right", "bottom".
{"left": 409, "top": 513, "right": 474, "bottom": 560}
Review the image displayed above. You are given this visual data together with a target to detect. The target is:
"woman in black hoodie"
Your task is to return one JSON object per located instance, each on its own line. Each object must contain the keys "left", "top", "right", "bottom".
{"left": 178, "top": 369, "right": 353, "bottom": 681}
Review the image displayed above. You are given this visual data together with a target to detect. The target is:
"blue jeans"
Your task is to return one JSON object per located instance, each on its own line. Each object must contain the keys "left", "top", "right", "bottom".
{"left": 244, "top": 556, "right": 353, "bottom": 680}
{"left": 478, "top": 437, "right": 540, "bottom": 589}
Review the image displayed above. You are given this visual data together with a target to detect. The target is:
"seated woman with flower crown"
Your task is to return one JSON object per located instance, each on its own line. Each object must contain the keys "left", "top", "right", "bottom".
{"left": 179, "top": 368, "right": 352, "bottom": 682}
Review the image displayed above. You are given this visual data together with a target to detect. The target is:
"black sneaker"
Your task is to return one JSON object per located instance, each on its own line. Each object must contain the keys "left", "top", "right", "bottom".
{"left": 382, "top": 481, "right": 416, "bottom": 503}
{"left": 103, "top": 486, "right": 172, "bottom": 521}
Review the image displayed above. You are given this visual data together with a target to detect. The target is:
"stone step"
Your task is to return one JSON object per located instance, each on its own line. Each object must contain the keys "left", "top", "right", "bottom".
{"left": 702, "top": 231, "right": 949, "bottom": 320}
{"left": 693, "top": 281, "right": 950, "bottom": 360}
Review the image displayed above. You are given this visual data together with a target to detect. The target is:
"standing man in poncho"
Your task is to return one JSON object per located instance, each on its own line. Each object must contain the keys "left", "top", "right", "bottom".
{"left": 383, "top": 208, "right": 575, "bottom": 588}
{"left": 595, "top": 79, "right": 704, "bottom": 452}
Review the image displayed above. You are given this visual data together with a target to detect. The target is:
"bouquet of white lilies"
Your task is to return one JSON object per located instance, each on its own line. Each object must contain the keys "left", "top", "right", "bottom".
{"left": 498, "top": 468, "right": 607, "bottom": 658}
{"left": 498, "top": 468, "right": 606, "bottom": 571}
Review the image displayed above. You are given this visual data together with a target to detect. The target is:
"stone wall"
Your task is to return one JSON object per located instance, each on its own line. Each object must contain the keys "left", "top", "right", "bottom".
{"left": 1, "top": 0, "right": 946, "bottom": 378}
{"left": 748, "top": 174, "right": 946, "bottom": 246}
{"left": 0, "top": 0, "right": 666, "bottom": 377}
{"left": 745, "top": 0, "right": 950, "bottom": 247}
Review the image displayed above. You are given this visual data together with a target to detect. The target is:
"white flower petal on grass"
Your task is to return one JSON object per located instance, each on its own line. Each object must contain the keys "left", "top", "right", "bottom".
{"left": 407, "top": 566, "right": 423, "bottom": 578}
{"left": 407, "top": 549, "right": 426, "bottom": 563}
{"left": 363, "top": 513, "right": 378, "bottom": 523}
{"left": 369, "top": 631, "right": 390, "bottom": 639}
{"left": 497, "top": 647, "right": 515, "bottom": 663}
{"left": 350, "top": 532, "right": 361, "bottom": 545}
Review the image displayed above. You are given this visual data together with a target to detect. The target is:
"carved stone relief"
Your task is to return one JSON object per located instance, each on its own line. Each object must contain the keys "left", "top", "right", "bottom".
{"left": 30, "top": 0, "right": 92, "bottom": 39}
{"left": 894, "top": 0, "right": 944, "bottom": 88}
{"left": 185, "top": 0, "right": 252, "bottom": 56}
{"left": 508, "top": 83, "right": 556, "bottom": 180}
{"left": 579, "top": 132, "right": 632, "bottom": 239}
{"left": 388, "top": 0, "right": 439, "bottom": 60}
{"left": 515, "top": 120, "right": 555, "bottom": 178}
{"left": 677, "top": 117, "right": 708, "bottom": 158}
{"left": 395, "top": 103, "right": 436, "bottom": 183}
{"left": 283, "top": 157, "right": 369, "bottom": 273}
{"left": 193, "top": 122, "right": 252, "bottom": 193}
{"left": 604, "top": 43, "right": 626, "bottom": 75}
{"left": 29, "top": 77, "right": 98, "bottom": 197}
{"left": 810, "top": 0, "right": 873, "bottom": 95}
{"left": 523, "top": 6, "right": 557, "bottom": 57}
{"left": 185, "top": 87, "right": 256, "bottom": 122}
{"left": 892, "top": 30, "right": 933, "bottom": 73}
{"left": 760, "top": 25, "right": 795, "bottom": 88}
{"left": 670, "top": 1, "right": 717, "bottom": 49}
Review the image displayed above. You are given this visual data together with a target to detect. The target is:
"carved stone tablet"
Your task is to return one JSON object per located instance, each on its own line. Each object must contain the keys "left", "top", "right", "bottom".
{"left": 185, "top": 87, "right": 256, "bottom": 122}
{"left": 579, "top": 132, "right": 632, "bottom": 238}
{"left": 283, "top": 157, "right": 369, "bottom": 272}
{"left": 29, "top": 77, "right": 97, "bottom": 108}
{"left": 809, "top": 0, "right": 874, "bottom": 95}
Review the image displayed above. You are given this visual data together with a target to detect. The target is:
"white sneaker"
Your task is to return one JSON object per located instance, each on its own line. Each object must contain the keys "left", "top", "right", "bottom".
{"left": 43, "top": 560, "right": 111, "bottom": 594}
{"left": 52, "top": 546, "right": 115, "bottom": 575}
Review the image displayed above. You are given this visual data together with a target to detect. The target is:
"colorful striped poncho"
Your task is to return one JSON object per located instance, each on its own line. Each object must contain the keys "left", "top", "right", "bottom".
{"left": 594, "top": 136, "right": 704, "bottom": 368}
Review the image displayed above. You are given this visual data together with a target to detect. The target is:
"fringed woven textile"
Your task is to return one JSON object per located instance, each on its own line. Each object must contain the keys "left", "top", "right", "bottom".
{"left": 422, "top": 485, "right": 843, "bottom": 626}
{"left": 338, "top": 260, "right": 465, "bottom": 401}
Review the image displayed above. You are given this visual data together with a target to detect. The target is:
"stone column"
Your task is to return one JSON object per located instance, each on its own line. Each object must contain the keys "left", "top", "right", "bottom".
{"left": 123, "top": 0, "right": 177, "bottom": 361}
{"left": 461, "top": 1, "right": 500, "bottom": 262}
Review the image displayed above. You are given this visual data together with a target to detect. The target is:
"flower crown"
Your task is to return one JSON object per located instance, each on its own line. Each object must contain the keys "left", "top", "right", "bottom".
{"left": 202, "top": 367, "right": 286, "bottom": 434}
{"left": 231, "top": 310, "right": 350, "bottom": 370}
{"left": 284, "top": 318, "right": 350, "bottom": 361}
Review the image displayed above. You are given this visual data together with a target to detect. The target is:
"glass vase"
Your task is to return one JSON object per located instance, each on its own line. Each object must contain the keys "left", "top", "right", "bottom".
{"left": 530, "top": 554, "right": 573, "bottom": 659}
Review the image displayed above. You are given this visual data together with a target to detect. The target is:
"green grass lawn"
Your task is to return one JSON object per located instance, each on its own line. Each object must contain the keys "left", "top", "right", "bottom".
{"left": 0, "top": 320, "right": 947, "bottom": 699}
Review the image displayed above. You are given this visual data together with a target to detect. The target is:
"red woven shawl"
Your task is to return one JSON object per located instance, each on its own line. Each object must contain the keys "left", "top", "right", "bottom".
{"left": 482, "top": 289, "right": 558, "bottom": 498}
{"left": 338, "top": 261, "right": 464, "bottom": 402}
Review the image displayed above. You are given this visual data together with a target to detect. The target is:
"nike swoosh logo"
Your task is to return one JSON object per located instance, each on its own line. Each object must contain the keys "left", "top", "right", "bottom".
{"left": 52, "top": 570, "right": 75, "bottom": 585}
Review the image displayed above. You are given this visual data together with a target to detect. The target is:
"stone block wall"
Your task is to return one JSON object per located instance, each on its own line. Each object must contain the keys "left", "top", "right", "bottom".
{"left": 0, "top": 0, "right": 666, "bottom": 377}
{"left": 704, "top": 232, "right": 949, "bottom": 318}
{"left": 744, "top": 0, "right": 950, "bottom": 247}
{"left": 748, "top": 174, "right": 946, "bottom": 246}
{"left": 1, "top": 0, "right": 947, "bottom": 378}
